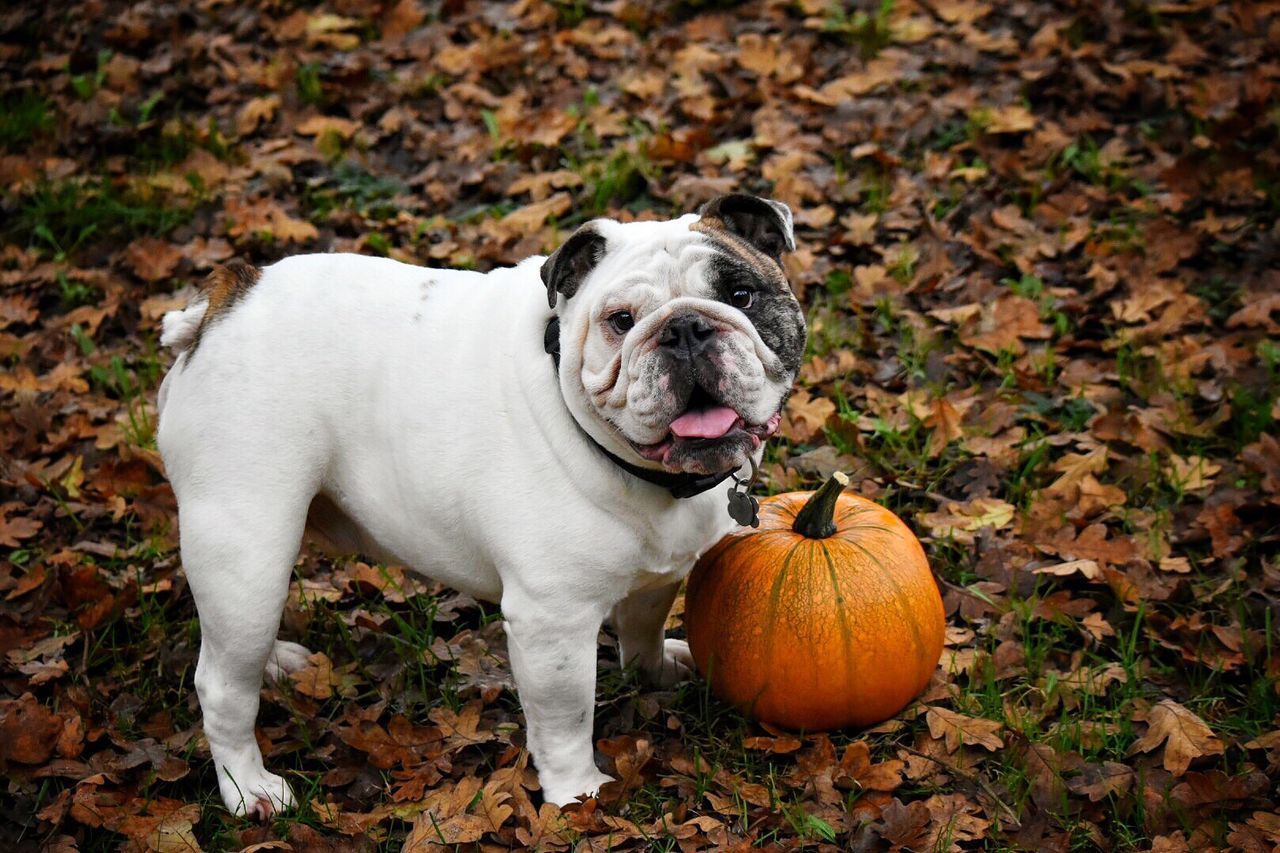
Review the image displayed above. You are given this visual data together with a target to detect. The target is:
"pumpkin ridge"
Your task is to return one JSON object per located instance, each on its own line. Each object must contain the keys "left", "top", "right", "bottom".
{"left": 839, "top": 536, "right": 928, "bottom": 665}
{"left": 838, "top": 522, "right": 898, "bottom": 538}
{"left": 754, "top": 543, "right": 807, "bottom": 720}
{"left": 707, "top": 528, "right": 772, "bottom": 565}
{"left": 835, "top": 504, "right": 879, "bottom": 526}
{"left": 818, "top": 540, "right": 858, "bottom": 719}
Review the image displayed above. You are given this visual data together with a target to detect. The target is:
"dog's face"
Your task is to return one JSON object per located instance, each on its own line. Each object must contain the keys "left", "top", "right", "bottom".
{"left": 544, "top": 194, "right": 806, "bottom": 476}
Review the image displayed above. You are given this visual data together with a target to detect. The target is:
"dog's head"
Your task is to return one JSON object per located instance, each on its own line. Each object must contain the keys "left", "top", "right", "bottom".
{"left": 544, "top": 194, "right": 806, "bottom": 476}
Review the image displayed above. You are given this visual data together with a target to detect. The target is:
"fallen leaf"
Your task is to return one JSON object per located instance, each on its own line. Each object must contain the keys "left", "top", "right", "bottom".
{"left": 780, "top": 389, "right": 836, "bottom": 443}
{"left": 289, "top": 652, "right": 337, "bottom": 700}
{"left": 1128, "top": 699, "right": 1224, "bottom": 775}
{"left": 917, "top": 498, "right": 1015, "bottom": 544}
{"left": 0, "top": 511, "right": 42, "bottom": 548}
{"left": 0, "top": 693, "right": 64, "bottom": 764}
{"left": 925, "top": 706, "right": 1005, "bottom": 752}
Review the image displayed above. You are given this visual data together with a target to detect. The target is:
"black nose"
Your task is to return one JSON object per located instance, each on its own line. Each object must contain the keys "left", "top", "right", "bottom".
{"left": 659, "top": 314, "right": 715, "bottom": 357}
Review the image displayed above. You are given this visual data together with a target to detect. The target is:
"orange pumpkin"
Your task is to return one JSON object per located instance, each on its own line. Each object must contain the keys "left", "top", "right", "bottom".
{"left": 684, "top": 472, "right": 945, "bottom": 730}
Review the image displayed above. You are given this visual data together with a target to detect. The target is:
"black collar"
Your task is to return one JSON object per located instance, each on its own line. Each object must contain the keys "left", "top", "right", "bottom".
{"left": 543, "top": 317, "right": 737, "bottom": 500}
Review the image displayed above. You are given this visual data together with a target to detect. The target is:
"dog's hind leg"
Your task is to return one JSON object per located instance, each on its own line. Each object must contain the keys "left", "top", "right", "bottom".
{"left": 612, "top": 581, "right": 694, "bottom": 688}
{"left": 265, "top": 640, "right": 314, "bottom": 682}
{"left": 178, "top": 490, "right": 311, "bottom": 819}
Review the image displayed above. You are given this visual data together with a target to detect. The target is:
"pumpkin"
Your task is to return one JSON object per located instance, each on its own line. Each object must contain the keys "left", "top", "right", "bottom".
{"left": 684, "top": 472, "right": 945, "bottom": 730}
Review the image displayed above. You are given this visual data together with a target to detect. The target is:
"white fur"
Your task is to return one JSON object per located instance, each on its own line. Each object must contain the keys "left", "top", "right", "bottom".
{"left": 157, "top": 216, "right": 787, "bottom": 816}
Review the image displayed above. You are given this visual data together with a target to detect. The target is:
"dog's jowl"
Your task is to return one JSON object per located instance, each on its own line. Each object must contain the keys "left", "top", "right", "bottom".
{"left": 156, "top": 194, "right": 806, "bottom": 816}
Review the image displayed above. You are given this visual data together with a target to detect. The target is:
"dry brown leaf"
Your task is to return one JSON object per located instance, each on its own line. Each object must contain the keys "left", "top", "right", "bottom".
{"left": 1128, "top": 699, "right": 1224, "bottom": 775}
{"left": 780, "top": 389, "right": 836, "bottom": 443}
{"left": 236, "top": 95, "right": 281, "bottom": 136}
{"left": 295, "top": 115, "right": 360, "bottom": 140}
{"left": 123, "top": 237, "right": 183, "bottom": 282}
{"left": 925, "top": 706, "right": 1004, "bottom": 752}
{"left": 917, "top": 498, "right": 1015, "bottom": 544}
{"left": 225, "top": 197, "right": 319, "bottom": 244}
{"left": 1033, "top": 559, "right": 1103, "bottom": 580}
{"left": 1066, "top": 761, "right": 1135, "bottom": 801}
{"left": 0, "top": 511, "right": 42, "bottom": 548}
{"left": 0, "top": 693, "right": 64, "bottom": 764}
{"left": 289, "top": 652, "right": 336, "bottom": 700}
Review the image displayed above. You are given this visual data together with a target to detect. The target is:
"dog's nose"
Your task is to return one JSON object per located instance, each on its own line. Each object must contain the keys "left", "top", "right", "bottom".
{"left": 659, "top": 314, "right": 715, "bottom": 357}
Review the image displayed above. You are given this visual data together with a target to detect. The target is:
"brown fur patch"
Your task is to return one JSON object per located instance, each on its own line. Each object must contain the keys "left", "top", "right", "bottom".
{"left": 187, "top": 259, "right": 260, "bottom": 358}
{"left": 690, "top": 218, "right": 789, "bottom": 292}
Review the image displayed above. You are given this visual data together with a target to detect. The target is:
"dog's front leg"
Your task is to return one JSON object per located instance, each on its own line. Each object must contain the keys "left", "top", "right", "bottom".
{"left": 612, "top": 582, "right": 694, "bottom": 688}
{"left": 502, "top": 592, "right": 613, "bottom": 806}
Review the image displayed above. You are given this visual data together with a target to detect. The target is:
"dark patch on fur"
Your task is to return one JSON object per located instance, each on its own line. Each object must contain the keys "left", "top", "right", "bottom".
{"left": 705, "top": 252, "right": 806, "bottom": 377}
{"left": 541, "top": 224, "right": 606, "bottom": 309}
{"left": 665, "top": 430, "right": 757, "bottom": 475}
{"left": 187, "top": 259, "right": 261, "bottom": 360}
{"left": 691, "top": 196, "right": 805, "bottom": 376}
{"left": 696, "top": 193, "right": 793, "bottom": 259}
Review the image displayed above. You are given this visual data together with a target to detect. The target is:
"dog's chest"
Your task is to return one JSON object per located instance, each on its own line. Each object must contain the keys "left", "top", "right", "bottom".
{"left": 626, "top": 495, "right": 738, "bottom": 591}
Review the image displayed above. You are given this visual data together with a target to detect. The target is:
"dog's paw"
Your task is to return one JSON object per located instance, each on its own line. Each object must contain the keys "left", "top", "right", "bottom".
{"left": 221, "top": 769, "right": 296, "bottom": 820}
{"left": 540, "top": 767, "right": 615, "bottom": 807}
{"left": 264, "top": 641, "right": 313, "bottom": 682}
{"left": 645, "top": 638, "right": 695, "bottom": 688}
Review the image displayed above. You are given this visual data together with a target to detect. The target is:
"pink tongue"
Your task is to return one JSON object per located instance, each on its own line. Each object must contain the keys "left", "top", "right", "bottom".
{"left": 669, "top": 406, "right": 740, "bottom": 440}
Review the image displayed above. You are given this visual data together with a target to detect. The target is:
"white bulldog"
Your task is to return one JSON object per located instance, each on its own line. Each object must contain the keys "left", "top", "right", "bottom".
{"left": 156, "top": 194, "right": 806, "bottom": 817}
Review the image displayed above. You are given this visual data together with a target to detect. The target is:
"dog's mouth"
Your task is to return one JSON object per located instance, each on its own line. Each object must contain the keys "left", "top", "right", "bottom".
{"left": 630, "top": 385, "right": 782, "bottom": 469}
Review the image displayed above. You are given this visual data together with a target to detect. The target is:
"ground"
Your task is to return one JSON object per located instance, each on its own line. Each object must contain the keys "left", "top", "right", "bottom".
{"left": 1, "top": 1, "right": 1279, "bottom": 851}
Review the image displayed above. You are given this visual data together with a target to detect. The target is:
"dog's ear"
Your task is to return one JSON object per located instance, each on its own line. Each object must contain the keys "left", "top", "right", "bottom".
{"left": 697, "top": 194, "right": 795, "bottom": 259}
{"left": 542, "top": 224, "right": 607, "bottom": 310}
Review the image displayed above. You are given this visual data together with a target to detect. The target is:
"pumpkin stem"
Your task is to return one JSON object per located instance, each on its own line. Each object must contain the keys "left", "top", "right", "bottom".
{"left": 792, "top": 472, "right": 850, "bottom": 539}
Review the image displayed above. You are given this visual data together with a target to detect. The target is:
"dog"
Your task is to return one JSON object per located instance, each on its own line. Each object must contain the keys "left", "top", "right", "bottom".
{"left": 156, "top": 193, "right": 806, "bottom": 816}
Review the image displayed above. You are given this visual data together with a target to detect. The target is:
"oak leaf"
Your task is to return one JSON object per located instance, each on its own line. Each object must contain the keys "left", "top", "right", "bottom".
{"left": 925, "top": 706, "right": 1004, "bottom": 752}
{"left": 235, "top": 95, "right": 280, "bottom": 136}
{"left": 123, "top": 237, "right": 182, "bottom": 282}
{"left": 962, "top": 295, "right": 1051, "bottom": 354}
{"left": 1165, "top": 454, "right": 1221, "bottom": 492}
{"left": 295, "top": 115, "right": 360, "bottom": 140}
{"left": 984, "top": 104, "right": 1037, "bottom": 133}
{"left": 225, "top": 197, "right": 319, "bottom": 244}
{"left": 381, "top": 0, "right": 426, "bottom": 41}
{"left": 1066, "top": 761, "right": 1134, "bottom": 801}
{"left": 917, "top": 497, "right": 1015, "bottom": 544}
{"left": 0, "top": 693, "right": 64, "bottom": 764}
{"left": 878, "top": 798, "right": 932, "bottom": 851}
{"left": 289, "top": 652, "right": 336, "bottom": 699}
{"left": 1128, "top": 699, "right": 1224, "bottom": 775}
{"left": 1033, "top": 559, "right": 1102, "bottom": 581}
{"left": 0, "top": 510, "right": 42, "bottom": 548}
{"left": 839, "top": 740, "right": 903, "bottom": 792}
{"left": 780, "top": 389, "right": 835, "bottom": 443}
{"left": 925, "top": 399, "right": 964, "bottom": 457}
{"left": 509, "top": 193, "right": 574, "bottom": 232}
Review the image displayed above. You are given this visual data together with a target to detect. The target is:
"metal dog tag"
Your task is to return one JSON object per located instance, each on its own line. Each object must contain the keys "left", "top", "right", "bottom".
{"left": 726, "top": 456, "right": 761, "bottom": 528}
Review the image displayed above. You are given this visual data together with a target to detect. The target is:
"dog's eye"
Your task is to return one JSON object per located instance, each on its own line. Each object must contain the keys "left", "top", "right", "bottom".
{"left": 730, "top": 288, "right": 754, "bottom": 309}
{"left": 609, "top": 311, "right": 635, "bottom": 334}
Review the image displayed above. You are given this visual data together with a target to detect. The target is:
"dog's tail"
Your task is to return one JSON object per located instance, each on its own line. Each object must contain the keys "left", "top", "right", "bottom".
{"left": 160, "top": 299, "right": 209, "bottom": 355}
{"left": 160, "top": 259, "right": 261, "bottom": 355}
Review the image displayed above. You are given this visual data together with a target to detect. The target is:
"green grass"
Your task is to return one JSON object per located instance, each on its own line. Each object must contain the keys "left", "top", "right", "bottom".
{"left": 0, "top": 90, "right": 52, "bottom": 151}
{"left": 303, "top": 161, "right": 408, "bottom": 223}
{"left": 820, "top": 0, "right": 895, "bottom": 58}
{"left": 4, "top": 177, "right": 194, "bottom": 259}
